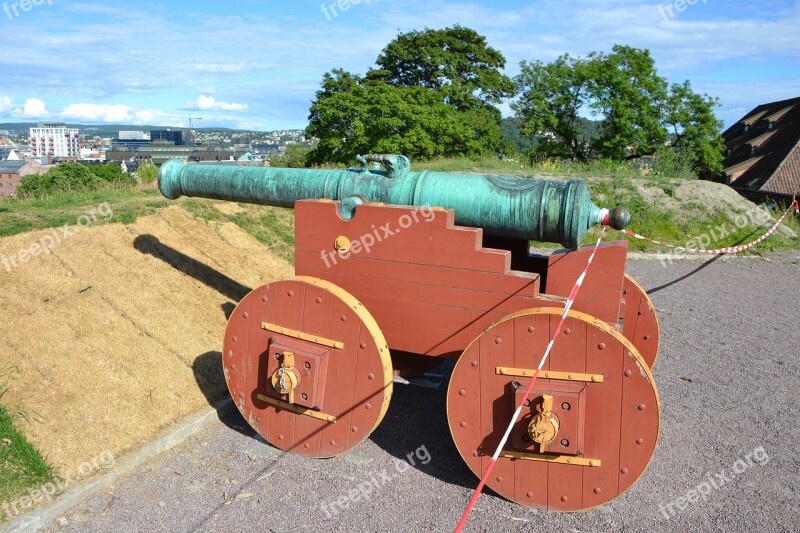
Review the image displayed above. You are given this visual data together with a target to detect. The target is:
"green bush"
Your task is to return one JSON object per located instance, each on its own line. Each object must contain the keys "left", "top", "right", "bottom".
{"left": 137, "top": 162, "right": 159, "bottom": 184}
{"left": 18, "top": 162, "right": 137, "bottom": 198}
{"left": 652, "top": 145, "right": 697, "bottom": 179}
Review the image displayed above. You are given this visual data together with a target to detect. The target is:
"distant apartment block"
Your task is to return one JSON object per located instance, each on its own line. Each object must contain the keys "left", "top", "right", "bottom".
{"left": 150, "top": 129, "right": 184, "bottom": 146}
{"left": 29, "top": 122, "right": 80, "bottom": 158}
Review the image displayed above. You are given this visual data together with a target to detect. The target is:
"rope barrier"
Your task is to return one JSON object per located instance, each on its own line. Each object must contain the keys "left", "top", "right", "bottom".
{"left": 453, "top": 227, "right": 607, "bottom": 533}
{"left": 621, "top": 200, "right": 799, "bottom": 255}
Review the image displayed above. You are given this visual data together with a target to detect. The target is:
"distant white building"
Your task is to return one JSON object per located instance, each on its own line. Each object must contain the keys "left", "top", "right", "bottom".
{"left": 79, "top": 147, "right": 105, "bottom": 161}
{"left": 119, "top": 131, "right": 150, "bottom": 141}
{"left": 29, "top": 122, "right": 80, "bottom": 158}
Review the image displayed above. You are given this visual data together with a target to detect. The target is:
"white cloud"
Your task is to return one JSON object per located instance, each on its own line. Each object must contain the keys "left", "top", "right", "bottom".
{"left": 11, "top": 98, "right": 48, "bottom": 118}
{"left": 132, "top": 110, "right": 177, "bottom": 125}
{"left": 195, "top": 63, "right": 244, "bottom": 73}
{"left": 0, "top": 96, "right": 12, "bottom": 113}
{"left": 134, "top": 110, "right": 154, "bottom": 123}
{"left": 184, "top": 95, "right": 248, "bottom": 111}
{"left": 60, "top": 103, "right": 133, "bottom": 122}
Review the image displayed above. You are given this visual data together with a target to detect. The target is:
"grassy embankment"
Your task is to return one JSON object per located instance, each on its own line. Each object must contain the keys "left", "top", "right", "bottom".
{"left": 0, "top": 186, "right": 296, "bottom": 263}
{"left": 0, "top": 367, "right": 54, "bottom": 517}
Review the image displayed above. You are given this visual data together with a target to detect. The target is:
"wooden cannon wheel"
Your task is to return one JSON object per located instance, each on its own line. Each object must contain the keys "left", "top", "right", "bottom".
{"left": 621, "top": 273, "right": 660, "bottom": 367}
{"left": 223, "top": 276, "right": 393, "bottom": 458}
{"left": 447, "top": 307, "right": 660, "bottom": 511}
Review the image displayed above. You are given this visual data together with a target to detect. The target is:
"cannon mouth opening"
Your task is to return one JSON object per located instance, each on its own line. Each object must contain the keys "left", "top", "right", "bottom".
{"left": 158, "top": 160, "right": 185, "bottom": 200}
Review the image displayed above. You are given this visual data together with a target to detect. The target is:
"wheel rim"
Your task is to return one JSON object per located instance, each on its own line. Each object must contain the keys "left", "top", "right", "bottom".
{"left": 224, "top": 276, "right": 393, "bottom": 458}
{"left": 447, "top": 307, "right": 660, "bottom": 511}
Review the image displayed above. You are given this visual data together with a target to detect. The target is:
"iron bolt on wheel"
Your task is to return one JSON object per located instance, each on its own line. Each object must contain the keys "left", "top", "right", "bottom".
{"left": 447, "top": 307, "right": 660, "bottom": 511}
{"left": 223, "top": 276, "right": 393, "bottom": 458}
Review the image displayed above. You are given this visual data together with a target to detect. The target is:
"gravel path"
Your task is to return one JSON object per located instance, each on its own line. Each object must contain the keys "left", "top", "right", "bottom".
{"left": 40, "top": 253, "right": 800, "bottom": 532}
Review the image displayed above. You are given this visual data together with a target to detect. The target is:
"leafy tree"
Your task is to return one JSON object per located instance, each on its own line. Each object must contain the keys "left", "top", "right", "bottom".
{"left": 652, "top": 145, "right": 696, "bottom": 179}
{"left": 514, "top": 46, "right": 724, "bottom": 175}
{"left": 585, "top": 46, "right": 668, "bottom": 160}
{"left": 375, "top": 24, "right": 515, "bottom": 110}
{"left": 512, "top": 54, "right": 593, "bottom": 161}
{"left": 664, "top": 81, "right": 725, "bottom": 174}
{"left": 307, "top": 26, "right": 513, "bottom": 165}
{"left": 500, "top": 117, "right": 536, "bottom": 153}
{"left": 308, "top": 71, "right": 505, "bottom": 164}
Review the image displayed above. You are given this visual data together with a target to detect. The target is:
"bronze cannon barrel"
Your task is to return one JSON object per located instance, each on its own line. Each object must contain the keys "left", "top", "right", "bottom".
{"left": 158, "top": 154, "right": 629, "bottom": 248}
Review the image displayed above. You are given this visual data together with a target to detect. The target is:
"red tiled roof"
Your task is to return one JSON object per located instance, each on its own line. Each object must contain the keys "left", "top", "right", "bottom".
{"left": 762, "top": 144, "right": 800, "bottom": 196}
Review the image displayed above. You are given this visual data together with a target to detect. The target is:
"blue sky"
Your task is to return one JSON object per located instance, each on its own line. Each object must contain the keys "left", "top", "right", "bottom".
{"left": 0, "top": 0, "right": 798, "bottom": 131}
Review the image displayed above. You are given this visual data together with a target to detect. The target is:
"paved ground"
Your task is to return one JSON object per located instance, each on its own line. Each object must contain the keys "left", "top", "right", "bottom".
{"left": 35, "top": 253, "right": 800, "bottom": 532}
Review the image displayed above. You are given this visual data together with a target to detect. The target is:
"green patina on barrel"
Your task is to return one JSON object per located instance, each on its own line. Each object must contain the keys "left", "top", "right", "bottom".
{"left": 158, "top": 154, "right": 629, "bottom": 249}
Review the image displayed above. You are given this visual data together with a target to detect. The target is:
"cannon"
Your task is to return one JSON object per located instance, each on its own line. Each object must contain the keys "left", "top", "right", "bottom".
{"left": 158, "top": 155, "right": 661, "bottom": 511}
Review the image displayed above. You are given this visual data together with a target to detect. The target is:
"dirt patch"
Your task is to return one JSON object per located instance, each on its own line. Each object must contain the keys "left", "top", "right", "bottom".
{"left": 212, "top": 203, "right": 247, "bottom": 216}
{"left": 637, "top": 179, "right": 796, "bottom": 236}
{"left": 636, "top": 178, "right": 749, "bottom": 214}
{"left": 0, "top": 206, "right": 292, "bottom": 475}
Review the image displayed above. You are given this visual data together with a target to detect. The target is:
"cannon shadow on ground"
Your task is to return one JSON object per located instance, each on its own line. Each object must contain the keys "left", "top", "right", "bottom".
{"left": 132, "top": 234, "right": 251, "bottom": 302}
{"left": 132, "top": 235, "right": 254, "bottom": 434}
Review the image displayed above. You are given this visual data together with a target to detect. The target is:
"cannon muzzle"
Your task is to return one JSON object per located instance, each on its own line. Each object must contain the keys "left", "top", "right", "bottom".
{"left": 158, "top": 155, "right": 629, "bottom": 249}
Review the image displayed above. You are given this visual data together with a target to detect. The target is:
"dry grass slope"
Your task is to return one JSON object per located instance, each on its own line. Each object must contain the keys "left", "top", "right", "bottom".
{"left": 0, "top": 206, "right": 292, "bottom": 475}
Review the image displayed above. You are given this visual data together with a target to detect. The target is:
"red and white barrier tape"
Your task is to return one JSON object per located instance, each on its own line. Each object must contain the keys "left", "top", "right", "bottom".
{"left": 453, "top": 227, "right": 607, "bottom": 533}
{"left": 621, "top": 200, "right": 799, "bottom": 255}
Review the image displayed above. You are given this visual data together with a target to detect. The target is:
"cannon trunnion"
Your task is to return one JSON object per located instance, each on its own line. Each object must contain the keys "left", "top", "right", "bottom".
{"left": 160, "top": 157, "right": 660, "bottom": 512}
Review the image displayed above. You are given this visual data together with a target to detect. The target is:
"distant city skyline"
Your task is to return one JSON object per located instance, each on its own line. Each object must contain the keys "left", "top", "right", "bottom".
{"left": 1, "top": 0, "right": 798, "bottom": 131}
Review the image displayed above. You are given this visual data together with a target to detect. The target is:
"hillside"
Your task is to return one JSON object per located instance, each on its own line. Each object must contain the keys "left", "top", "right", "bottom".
{"left": 0, "top": 206, "right": 292, "bottom": 476}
